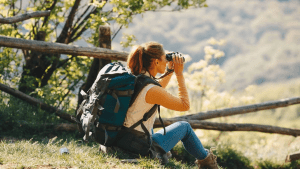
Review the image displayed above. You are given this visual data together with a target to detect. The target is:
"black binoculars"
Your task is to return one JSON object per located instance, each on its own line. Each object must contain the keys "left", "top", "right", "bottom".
{"left": 166, "top": 52, "right": 185, "bottom": 62}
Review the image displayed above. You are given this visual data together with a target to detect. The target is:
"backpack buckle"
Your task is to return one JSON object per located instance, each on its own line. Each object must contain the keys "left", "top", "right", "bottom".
{"left": 143, "top": 114, "right": 149, "bottom": 121}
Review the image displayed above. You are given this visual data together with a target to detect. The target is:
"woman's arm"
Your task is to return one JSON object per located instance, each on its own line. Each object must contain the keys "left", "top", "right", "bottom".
{"left": 146, "top": 74, "right": 190, "bottom": 111}
{"left": 146, "top": 55, "right": 189, "bottom": 111}
{"left": 158, "top": 71, "right": 173, "bottom": 88}
{"left": 158, "top": 61, "right": 174, "bottom": 88}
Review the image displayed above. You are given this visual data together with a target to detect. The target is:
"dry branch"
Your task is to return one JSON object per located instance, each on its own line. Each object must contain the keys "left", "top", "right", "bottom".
{"left": 26, "top": 118, "right": 300, "bottom": 137}
{"left": 0, "top": 83, "right": 76, "bottom": 123}
{"left": 169, "top": 97, "right": 300, "bottom": 121}
{"left": 0, "top": 11, "right": 51, "bottom": 24}
{"left": 0, "top": 35, "right": 128, "bottom": 61}
{"left": 285, "top": 152, "right": 300, "bottom": 162}
{"left": 154, "top": 119, "right": 300, "bottom": 137}
{"left": 1, "top": 82, "right": 300, "bottom": 136}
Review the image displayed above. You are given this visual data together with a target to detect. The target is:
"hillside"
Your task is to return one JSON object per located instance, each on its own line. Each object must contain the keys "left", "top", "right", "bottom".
{"left": 108, "top": 0, "right": 300, "bottom": 90}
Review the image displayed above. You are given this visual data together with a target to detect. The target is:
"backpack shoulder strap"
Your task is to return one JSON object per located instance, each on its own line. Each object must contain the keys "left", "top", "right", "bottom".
{"left": 129, "top": 74, "right": 161, "bottom": 107}
{"left": 128, "top": 75, "right": 166, "bottom": 139}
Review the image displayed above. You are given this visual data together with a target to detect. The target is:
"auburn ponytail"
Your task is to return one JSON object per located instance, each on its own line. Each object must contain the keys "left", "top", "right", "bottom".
{"left": 127, "top": 45, "right": 143, "bottom": 75}
{"left": 127, "top": 42, "right": 165, "bottom": 76}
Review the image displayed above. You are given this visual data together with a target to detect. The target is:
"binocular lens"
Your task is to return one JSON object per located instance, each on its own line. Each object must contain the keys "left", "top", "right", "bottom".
{"left": 166, "top": 52, "right": 185, "bottom": 62}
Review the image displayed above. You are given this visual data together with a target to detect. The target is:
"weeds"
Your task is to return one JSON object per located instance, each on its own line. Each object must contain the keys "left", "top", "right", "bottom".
{"left": 256, "top": 160, "right": 300, "bottom": 169}
{"left": 216, "top": 145, "right": 253, "bottom": 169}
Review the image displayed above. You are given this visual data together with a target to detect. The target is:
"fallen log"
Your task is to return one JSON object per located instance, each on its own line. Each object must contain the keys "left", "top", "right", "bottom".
{"left": 167, "top": 97, "right": 300, "bottom": 121}
{"left": 154, "top": 119, "right": 300, "bottom": 137}
{"left": 0, "top": 35, "right": 128, "bottom": 61}
{"left": 6, "top": 119, "right": 300, "bottom": 137}
{"left": 0, "top": 11, "right": 51, "bottom": 24}
{"left": 0, "top": 83, "right": 76, "bottom": 123}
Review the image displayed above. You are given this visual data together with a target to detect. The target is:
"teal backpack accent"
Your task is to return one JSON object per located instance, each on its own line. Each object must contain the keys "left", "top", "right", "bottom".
{"left": 76, "top": 62, "right": 165, "bottom": 148}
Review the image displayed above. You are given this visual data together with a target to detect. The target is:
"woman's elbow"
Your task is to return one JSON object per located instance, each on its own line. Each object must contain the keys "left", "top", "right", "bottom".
{"left": 180, "top": 103, "right": 190, "bottom": 111}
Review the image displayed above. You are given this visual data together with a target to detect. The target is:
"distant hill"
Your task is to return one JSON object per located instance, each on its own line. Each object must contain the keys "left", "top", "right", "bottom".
{"left": 109, "top": 0, "right": 300, "bottom": 90}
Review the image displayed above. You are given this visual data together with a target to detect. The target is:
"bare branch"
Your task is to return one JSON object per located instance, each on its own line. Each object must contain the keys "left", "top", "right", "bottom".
{"left": 17, "top": 0, "right": 22, "bottom": 15}
{"left": 70, "top": 7, "right": 97, "bottom": 40}
{"left": 73, "top": 3, "right": 93, "bottom": 29}
{"left": 42, "top": 0, "right": 58, "bottom": 27}
{"left": 170, "top": 97, "right": 300, "bottom": 121}
{"left": 286, "top": 152, "right": 300, "bottom": 162}
{"left": 0, "top": 11, "right": 51, "bottom": 24}
{"left": 154, "top": 119, "right": 300, "bottom": 137}
{"left": 57, "top": 55, "right": 76, "bottom": 69}
{"left": 1, "top": 81, "right": 300, "bottom": 137}
{"left": 40, "top": 54, "right": 60, "bottom": 87}
{"left": 57, "top": 76, "right": 84, "bottom": 108}
{"left": 56, "top": 0, "right": 82, "bottom": 43}
{"left": 0, "top": 82, "right": 76, "bottom": 123}
{"left": 112, "top": 24, "right": 123, "bottom": 40}
{"left": 0, "top": 35, "right": 128, "bottom": 61}
{"left": 70, "top": 23, "right": 88, "bottom": 43}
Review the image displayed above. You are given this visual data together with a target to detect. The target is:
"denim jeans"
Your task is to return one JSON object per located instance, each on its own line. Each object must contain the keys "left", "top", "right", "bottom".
{"left": 152, "top": 121, "right": 208, "bottom": 160}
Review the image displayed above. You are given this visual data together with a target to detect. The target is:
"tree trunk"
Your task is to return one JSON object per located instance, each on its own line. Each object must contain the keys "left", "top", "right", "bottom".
{"left": 18, "top": 31, "right": 60, "bottom": 94}
{"left": 76, "top": 25, "right": 112, "bottom": 113}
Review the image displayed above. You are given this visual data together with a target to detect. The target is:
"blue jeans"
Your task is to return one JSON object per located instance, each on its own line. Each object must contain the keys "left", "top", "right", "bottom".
{"left": 152, "top": 121, "right": 208, "bottom": 160}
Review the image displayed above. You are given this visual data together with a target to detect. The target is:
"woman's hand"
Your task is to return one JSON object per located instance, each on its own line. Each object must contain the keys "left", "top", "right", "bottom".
{"left": 172, "top": 53, "right": 184, "bottom": 76}
{"left": 166, "top": 60, "right": 174, "bottom": 71}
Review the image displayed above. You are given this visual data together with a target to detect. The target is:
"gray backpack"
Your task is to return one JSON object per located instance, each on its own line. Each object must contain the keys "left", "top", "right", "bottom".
{"left": 75, "top": 62, "right": 166, "bottom": 157}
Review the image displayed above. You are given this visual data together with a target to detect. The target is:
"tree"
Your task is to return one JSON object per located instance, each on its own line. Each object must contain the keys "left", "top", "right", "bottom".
{"left": 0, "top": 0, "right": 207, "bottom": 110}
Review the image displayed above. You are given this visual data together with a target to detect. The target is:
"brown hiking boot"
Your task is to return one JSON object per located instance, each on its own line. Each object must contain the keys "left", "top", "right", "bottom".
{"left": 195, "top": 148, "right": 219, "bottom": 169}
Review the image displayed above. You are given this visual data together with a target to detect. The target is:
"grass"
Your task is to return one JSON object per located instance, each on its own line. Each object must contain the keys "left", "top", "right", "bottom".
{"left": 1, "top": 133, "right": 298, "bottom": 169}
{"left": 0, "top": 135, "right": 197, "bottom": 169}
{"left": 1, "top": 79, "right": 300, "bottom": 168}
{"left": 1, "top": 124, "right": 300, "bottom": 169}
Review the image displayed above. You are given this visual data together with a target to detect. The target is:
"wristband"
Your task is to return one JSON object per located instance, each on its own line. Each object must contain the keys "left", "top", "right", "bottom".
{"left": 166, "top": 66, "right": 174, "bottom": 73}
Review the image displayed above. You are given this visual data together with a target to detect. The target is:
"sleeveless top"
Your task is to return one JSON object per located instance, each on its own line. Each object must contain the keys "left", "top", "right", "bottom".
{"left": 123, "top": 72, "right": 157, "bottom": 135}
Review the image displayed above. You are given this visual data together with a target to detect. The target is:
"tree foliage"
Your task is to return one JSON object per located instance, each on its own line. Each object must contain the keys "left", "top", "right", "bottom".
{"left": 0, "top": 0, "right": 207, "bottom": 110}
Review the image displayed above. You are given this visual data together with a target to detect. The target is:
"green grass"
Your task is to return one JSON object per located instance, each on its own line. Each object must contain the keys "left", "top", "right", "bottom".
{"left": 2, "top": 133, "right": 297, "bottom": 169}
{"left": 0, "top": 135, "right": 197, "bottom": 169}
{"left": 1, "top": 79, "right": 300, "bottom": 168}
{"left": 216, "top": 145, "right": 253, "bottom": 169}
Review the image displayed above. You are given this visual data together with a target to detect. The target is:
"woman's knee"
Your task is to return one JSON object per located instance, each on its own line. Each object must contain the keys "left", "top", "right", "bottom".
{"left": 178, "top": 121, "right": 192, "bottom": 129}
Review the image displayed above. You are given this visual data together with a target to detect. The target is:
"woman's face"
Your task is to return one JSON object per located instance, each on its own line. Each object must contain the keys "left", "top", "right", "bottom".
{"left": 156, "top": 54, "right": 168, "bottom": 74}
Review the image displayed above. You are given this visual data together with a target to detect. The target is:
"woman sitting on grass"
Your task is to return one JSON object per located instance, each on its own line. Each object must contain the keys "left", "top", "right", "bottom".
{"left": 123, "top": 41, "right": 219, "bottom": 169}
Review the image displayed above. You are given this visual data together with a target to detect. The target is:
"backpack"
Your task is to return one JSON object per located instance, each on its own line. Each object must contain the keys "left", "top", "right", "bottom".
{"left": 75, "top": 62, "right": 166, "bottom": 155}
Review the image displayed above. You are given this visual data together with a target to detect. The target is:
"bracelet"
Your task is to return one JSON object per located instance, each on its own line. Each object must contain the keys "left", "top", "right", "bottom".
{"left": 166, "top": 66, "right": 174, "bottom": 72}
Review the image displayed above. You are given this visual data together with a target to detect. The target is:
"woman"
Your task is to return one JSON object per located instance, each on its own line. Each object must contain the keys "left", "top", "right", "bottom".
{"left": 124, "top": 41, "right": 219, "bottom": 169}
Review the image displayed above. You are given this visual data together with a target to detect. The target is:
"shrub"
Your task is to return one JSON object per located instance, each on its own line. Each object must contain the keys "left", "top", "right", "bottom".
{"left": 170, "top": 143, "right": 253, "bottom": 169}
{"left": 257, "top": 160, "right": 300, "bottom": 169}
{"left": 171, "top": 143, "right": 196, "bottom": 165}
{"left": 216, "top": 145, "right": 253, "bottom": 169}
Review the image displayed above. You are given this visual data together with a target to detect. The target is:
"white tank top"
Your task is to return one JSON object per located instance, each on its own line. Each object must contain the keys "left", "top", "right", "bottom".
{"left": 123, "top": 73, "right": 157, "bottom": 135}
